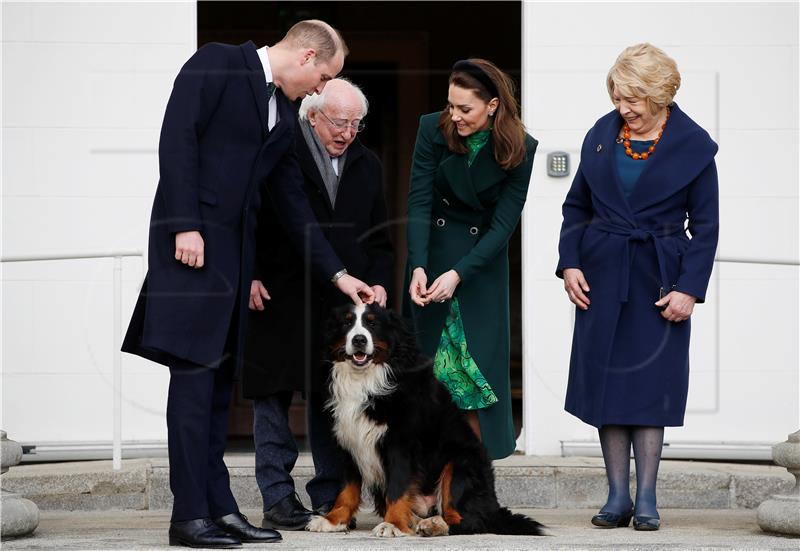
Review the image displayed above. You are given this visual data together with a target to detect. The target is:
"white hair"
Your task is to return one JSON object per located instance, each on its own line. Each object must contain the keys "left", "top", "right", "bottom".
{"left": 298, "top": 77, "right": 369, "bottom": 120}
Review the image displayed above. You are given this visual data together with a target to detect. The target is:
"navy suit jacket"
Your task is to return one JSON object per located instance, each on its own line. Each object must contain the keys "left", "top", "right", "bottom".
{"left": 123, "top": 41, "right": 343, "bottom": 368}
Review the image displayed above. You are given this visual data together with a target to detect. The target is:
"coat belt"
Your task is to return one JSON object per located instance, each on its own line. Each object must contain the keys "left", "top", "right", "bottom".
{"left": 592, "top": 220, "right": 685, "bottom": 302}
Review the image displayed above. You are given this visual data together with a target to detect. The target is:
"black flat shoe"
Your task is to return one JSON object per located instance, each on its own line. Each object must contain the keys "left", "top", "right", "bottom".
{"left": 591, "top": 509, "right": 634, "bottom": 528}
{"left": 169, "top": 518, "right": 241, "bottom": 548}
{"left": 633, "top": 515, "right": 661, "bottom": 531}
{"left": 262, "top": 493, "right": 313, "bottom": 531}
{"left": 315, "top": 502, "right": 357, "bottom": 530}
{"left": 214, "top": 512, "right": 282, "bottom": 543}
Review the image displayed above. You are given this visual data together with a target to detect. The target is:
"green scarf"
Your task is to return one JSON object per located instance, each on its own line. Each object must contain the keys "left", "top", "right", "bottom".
{"left": 465, "top": 128, "right": 491, "bottom": 166}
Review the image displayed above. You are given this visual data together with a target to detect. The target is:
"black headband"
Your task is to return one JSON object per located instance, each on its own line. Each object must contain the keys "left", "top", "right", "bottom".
{"left": 451, "top": 59, "right": 499, "bottom": 99}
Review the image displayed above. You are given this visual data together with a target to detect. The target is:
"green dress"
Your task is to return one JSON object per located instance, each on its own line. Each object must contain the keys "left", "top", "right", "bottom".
{"left": 433, "top": 129, "right": 498, "bottom": 410}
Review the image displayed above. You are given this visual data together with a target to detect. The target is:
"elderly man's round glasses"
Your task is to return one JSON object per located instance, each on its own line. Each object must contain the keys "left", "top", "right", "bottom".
{"left": 319, "top": 110, "right": 366, "bottom": 133}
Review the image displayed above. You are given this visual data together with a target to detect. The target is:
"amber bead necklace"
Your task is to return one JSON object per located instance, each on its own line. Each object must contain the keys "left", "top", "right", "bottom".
{"left": 619, "top": 107, "right": 670, "bottom": 160}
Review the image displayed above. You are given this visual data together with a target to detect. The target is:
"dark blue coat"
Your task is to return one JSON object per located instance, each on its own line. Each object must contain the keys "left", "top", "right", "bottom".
{"left": 556, "top": 104, "right": 719, "bottom": 428}
{"left": 122, "top": 41, "right": 343, "bottom": 369}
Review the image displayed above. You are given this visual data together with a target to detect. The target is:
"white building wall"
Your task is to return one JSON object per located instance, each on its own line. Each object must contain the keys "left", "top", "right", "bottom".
{"left": 2, "top": 0, "right": 797, "bottom": 461}
{"left": 521, "top": 1, "right": 799, "bottom": 456}
{"left": 2, "top": 1, "right": 196, "bottom": 453}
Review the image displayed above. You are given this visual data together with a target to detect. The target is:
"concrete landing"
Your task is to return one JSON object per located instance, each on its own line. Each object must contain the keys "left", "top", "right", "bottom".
{"left": 1, "top": 454, "right": 794, "bottom": 513}
{"left": 2, "top": 508, "right": 798, "bottom": 550}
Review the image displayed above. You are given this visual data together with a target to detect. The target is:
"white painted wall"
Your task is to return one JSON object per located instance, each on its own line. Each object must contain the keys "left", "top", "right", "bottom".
{"left": 2, "top": 0, "right": 797, "bottom": 461}
{"left": 521, "top": 1, "right": 799, "bottom": 456}
{"left": 1, "top": 1, "right": 197, "bottom": 453}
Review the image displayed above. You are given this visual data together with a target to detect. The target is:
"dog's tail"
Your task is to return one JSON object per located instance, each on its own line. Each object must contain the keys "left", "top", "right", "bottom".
{"left": 485, "top": 506, "right": 545, "bottom": 536}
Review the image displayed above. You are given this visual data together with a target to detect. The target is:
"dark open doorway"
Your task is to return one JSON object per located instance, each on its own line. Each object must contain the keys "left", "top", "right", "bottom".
{"left": 198, "top": 0, "right": 524, "bottom": 450}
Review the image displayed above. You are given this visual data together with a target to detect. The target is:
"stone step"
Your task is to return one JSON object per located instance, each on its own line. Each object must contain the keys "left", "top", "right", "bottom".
{"left": 1, "top": 454, "right": 793, "bottom": 512}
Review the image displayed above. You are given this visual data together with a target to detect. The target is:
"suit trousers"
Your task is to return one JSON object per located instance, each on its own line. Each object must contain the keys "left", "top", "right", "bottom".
{"left": 253, "top": 391, "right": 343, "bottom": 510}
{"left": 167, "top": 358, "right": 239, "bottom": 522}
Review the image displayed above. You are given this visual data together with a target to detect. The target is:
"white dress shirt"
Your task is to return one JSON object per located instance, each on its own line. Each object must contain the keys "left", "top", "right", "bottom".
{"left": 256, "top": 46, "right": 278, "bottom": 130}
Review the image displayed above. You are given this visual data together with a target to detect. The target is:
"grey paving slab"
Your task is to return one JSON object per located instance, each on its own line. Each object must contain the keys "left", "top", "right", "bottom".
{"left": 2, "top": 459, "right": 150, "bottom": 512}
{"left": 4, "top": 456, "right": 795, "bottom": 513}
{"left": 2, "top": 508, "right": 798, "bottom": 550}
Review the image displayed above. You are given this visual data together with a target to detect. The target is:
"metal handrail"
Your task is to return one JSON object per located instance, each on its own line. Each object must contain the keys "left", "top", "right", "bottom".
{"left": 1, "top": 250, "right": 145, "bottom": 470}
{"left": 716, "top": 257, "right": 799, "bottom": 266}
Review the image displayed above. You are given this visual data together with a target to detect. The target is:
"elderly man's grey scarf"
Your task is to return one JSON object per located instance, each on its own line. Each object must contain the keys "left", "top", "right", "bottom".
{"left": 300, "top": 118, "right": 346, "bottom": 208}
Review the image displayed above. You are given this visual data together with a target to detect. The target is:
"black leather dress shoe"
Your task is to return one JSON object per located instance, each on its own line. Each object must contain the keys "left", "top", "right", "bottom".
{"left": 315, "top": 502, "right": 357, "bottom": 530}
{"left": 262, "top": 493, "right": 313, "bottom": 530}
{"left": 214, "top": 512, "right": 282, "bottom": 543}
{"left": 169, "top": 518, "right": 241, "bottom": 548}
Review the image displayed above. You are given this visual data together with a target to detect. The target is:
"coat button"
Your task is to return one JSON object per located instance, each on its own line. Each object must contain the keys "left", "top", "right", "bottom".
{"left": 436, "top": 218, "right": 446, "bottom": 227}
{"left": 469, "top": 226, "right": 479, "bottom": 235}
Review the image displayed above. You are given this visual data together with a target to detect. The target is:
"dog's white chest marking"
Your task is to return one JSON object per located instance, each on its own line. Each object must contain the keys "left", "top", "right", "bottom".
{"left": 328, "top": 360, "right": 394, "bottom": 490}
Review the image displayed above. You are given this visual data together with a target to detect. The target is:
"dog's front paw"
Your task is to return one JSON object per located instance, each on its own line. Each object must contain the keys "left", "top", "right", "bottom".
{"left": 372, "top": 521, "right": 408, "bottom": 538}
{"left": 416, "top": 515, "right": 449, "bottom": 537}
{"left": 306, "top": 515, "right": 348, "bottom": 533}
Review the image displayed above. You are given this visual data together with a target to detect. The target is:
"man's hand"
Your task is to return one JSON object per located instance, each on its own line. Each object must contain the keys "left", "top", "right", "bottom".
{"left": 426, "top": 270, "right": 461, "bottom": 304}
{"left": 371, "top": 285, "right": 388, "bottom": 308}
{"left": 175, "top": 231, "right": 204, "bottom": 268}
{"left": 563, "top": 268, "right": 590, "bottom": 310}
{"left": 408, "top": 267, "right": 429, "bottom": 307}
{"left": 336, "top": 274, "right": 375, "bottom": 305}
{"left": 249, "top": 280, "right": 271, "bottom": 311}
{"left": 655, "top": 290, "right": 696, "bottom": 322}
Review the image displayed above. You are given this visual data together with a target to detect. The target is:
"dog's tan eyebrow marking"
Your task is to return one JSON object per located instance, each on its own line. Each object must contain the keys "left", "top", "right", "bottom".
{"left": 345, "top": 312, "right": 354, "bottom": 321}
{"left": 366, "top": 313, "right": 375, "bottom": 322}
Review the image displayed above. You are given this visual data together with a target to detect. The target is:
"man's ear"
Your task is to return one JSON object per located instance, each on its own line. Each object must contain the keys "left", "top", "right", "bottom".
{"left": 308, "top": 109, "right": 318, "bottom": 127}
{"left": 301, "top": 48, "right": 317, "bottom": 65}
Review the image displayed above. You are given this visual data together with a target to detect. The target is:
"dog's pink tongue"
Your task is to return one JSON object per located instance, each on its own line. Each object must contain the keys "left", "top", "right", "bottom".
{"left": 354, "top": 352, "right": 367, "bottom": 361}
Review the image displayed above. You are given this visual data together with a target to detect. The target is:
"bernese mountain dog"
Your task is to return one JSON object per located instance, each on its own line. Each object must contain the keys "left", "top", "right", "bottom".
{"left": 306, "top": 303, "right": 544, "bottom": 537}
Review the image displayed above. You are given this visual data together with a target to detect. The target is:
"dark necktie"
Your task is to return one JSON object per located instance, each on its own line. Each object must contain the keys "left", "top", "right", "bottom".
{"left": 266, "top": 82, "right": 276, "bottom": 102}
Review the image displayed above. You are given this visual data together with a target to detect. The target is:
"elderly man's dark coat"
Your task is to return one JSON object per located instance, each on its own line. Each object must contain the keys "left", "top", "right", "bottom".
{"left": 242, "top": 134, "right": 394, "bottom": 397}
{"left": 121, "top": 41, "right": 344, "bottom": 370}
{"left": 557, "top": 104, "right": 719, "bottom": 428}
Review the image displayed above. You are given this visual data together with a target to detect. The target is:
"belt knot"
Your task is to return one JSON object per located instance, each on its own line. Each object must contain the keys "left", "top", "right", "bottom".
{"left": 629, "top": 229, "right": 651, "bottom": 242}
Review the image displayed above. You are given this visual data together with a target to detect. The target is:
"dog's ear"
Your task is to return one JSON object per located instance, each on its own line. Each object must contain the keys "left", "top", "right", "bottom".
{"left": 324, "top": 304, "right": 352, "bottom": 346}
{"left": 386, "top": 309, "right": 421, "bottom": 366}
{"left": 386, "top": 309, "right": 411, "bottom": 334}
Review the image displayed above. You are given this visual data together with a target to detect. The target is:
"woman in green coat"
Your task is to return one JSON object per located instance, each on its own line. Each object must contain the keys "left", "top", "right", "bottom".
{"left": 406, "top": 59, "right": 538, "bottom": 459}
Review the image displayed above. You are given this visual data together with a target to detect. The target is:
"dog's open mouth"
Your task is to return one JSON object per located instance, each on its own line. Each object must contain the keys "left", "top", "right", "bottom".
{"left": 349, "top": 352, "right": 372, "bottom": 367}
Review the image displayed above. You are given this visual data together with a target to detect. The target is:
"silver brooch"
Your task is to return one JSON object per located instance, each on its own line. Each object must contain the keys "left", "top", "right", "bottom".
{"left": 596, "top": 144, "right": 603, "bottom": 152}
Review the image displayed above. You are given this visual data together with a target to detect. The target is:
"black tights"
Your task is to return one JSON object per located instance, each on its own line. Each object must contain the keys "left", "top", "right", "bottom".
{"left": 598, "top": 425, "right": 664, "bottom": 517}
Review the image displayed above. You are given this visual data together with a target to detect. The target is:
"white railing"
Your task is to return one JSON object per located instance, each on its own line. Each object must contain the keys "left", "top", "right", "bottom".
{"left": 716, "top": 257, "right": 799, "bottom": 266}
{"left": 1, "top": 250, "right": 145, "bottom": 470}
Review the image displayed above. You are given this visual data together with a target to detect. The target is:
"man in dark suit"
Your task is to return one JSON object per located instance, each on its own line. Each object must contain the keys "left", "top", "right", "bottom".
{"left": 122, "top": 21, "right": 375, "bottom": 548}
{"left": 242, "top": 79, "right": 393, "bottom": 530}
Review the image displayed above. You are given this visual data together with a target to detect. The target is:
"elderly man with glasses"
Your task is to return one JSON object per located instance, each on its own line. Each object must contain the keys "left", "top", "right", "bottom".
{"left": 241, "top": 78, "right": 394, "bottom": 531}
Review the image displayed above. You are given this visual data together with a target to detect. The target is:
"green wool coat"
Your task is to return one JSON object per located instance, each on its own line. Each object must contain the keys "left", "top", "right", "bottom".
{"left": 406, "top": 112, "right": 538, "bottom": 459}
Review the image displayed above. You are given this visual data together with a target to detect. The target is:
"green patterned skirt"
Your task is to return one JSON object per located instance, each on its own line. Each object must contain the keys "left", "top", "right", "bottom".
{"left": 433, "top": 298, "right": 498, "bottom": 410}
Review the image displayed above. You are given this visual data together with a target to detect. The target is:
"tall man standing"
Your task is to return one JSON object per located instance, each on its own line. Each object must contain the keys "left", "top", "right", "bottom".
{"left": 122, "top": 20, "right": 374, "bottom": 549}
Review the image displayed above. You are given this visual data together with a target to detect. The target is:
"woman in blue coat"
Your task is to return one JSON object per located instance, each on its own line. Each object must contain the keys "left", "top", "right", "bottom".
{"left": 557, "top": 44, "right": 719, "bottom": 531}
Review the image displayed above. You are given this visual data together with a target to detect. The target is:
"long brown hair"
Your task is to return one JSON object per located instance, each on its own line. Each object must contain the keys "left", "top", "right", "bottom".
{"left": 438, "top": 58, "right": 527, "bottom": 170}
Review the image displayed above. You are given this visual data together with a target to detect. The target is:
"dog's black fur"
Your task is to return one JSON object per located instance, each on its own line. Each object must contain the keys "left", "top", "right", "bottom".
{"left": 315, "top": 303, "right": 544, "bottom": 537}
